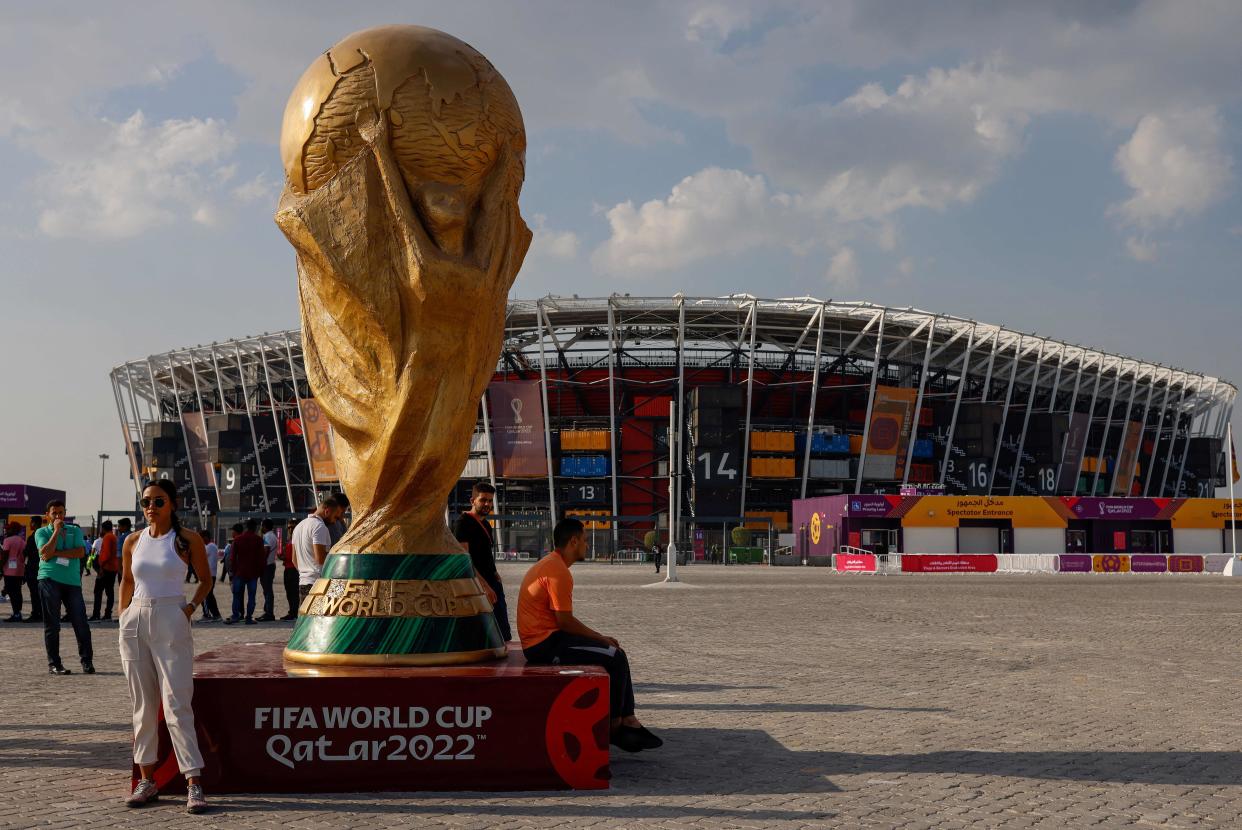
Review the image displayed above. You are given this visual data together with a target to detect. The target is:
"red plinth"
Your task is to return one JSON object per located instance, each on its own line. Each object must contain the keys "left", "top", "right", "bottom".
{"left": 136, "top": 642, "right": 610, "bottom": 793}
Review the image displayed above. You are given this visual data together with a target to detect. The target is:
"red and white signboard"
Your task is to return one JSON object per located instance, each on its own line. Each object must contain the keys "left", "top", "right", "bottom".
{"left": 901, "top": 554, "right": 998, "bottom": 573}
{"left": 835, "top": 553, "right": 877, "bottom": 572}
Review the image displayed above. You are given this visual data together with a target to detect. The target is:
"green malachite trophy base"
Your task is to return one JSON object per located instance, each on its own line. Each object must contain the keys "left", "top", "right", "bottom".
{"left": 284, "top": 552, "right": 506, "bottom": 667}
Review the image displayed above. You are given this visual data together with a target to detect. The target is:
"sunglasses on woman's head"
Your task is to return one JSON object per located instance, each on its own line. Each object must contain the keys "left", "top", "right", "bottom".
{"left": 140, "top": 497, "right": 167, "bottom": 509}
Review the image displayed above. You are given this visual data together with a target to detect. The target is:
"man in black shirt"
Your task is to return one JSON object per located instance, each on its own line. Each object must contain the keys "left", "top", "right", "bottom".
{"left": 453, "top": 482, "right": 510, "bottom": 641}
{"left": 23, "top": 516, "right": 43, "bottom": 623}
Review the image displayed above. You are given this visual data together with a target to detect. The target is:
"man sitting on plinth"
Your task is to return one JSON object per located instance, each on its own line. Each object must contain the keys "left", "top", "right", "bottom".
{"left": 518, "top": 517, "right": 662, "bottom": 753}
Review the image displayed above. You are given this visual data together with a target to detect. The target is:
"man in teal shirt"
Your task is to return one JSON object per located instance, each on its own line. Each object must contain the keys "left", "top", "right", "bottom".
{"left": 35, "top": 500, "right": 94, "bottom": 675}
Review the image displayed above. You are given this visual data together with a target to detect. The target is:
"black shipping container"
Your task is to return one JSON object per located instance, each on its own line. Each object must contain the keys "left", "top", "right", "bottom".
{"left": 208, "top": 430, "right": 249, "bottom": 450}
{"left": 206, "top": 414, "right": 249, "bottom": 433}
{"left": 143, "top": 421, "right": 182, "bottom": 440}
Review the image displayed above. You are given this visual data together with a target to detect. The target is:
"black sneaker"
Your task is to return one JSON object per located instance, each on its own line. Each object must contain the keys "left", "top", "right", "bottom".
{"left": 256, "top": 614, "right": 276, "bottom": 622}
{"left": 279, "top": 613, "right": 297, "bottom": 621}
{"left": 82, "top": 663, "right": 96, "bottom": 674}
{"left": 609, "top": 728, "right": 645, "bottom": 753}
{"left": 244, "top": 617, "right": 257, "bottom": 625}
{"left": 49, "top": 664, "right": 72, "bottom": 675}
{"left": 223, "top": 617, "right": 240, "bottom": 625}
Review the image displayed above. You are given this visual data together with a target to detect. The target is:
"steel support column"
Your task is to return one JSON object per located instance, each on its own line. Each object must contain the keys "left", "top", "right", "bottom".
{"left": 186, "top": 351, "right": 223, "bottom": 510}
{"left": 605, "top": 300, "right": 620, "bottom": 552}
{"left": 1091, "top": 362, "right": 1126, "bottom": 496}
{"left": 1009, "top": 339, "right": 1045, "bottom": 494}
{"left": 284, "top": 332, "right": 318, "bottom": 496}
{"left": 800, "top": 303, "right": 826, "bottom": 499}
{"left": 258, "top": 339, "right": 297, "bottom": 511}
{"left": 536, "top": 302, "right": 557, "bottom": 522}
{"left": 739, "top": 300, "right": 760, "bottom": 517}
{"left": 1143, "top": 370, "right": 1173, "bottom": 497}
{"left": 987, "top": 335, "right": 1022, "bottom": 496}
{"left": 854, "top": 309, "right": 887, "bottom": 492}
{"left": 902, "top": 316, "right": 937, "bottom": 487}
{"left": 1107, "top": 369, "right": 1142, "bottom": 496}
{"left": 234, "top": 344, "right": 271, "bottom": 512}
{"left": 939, "top": 323, "right": 976, "bottom": 487}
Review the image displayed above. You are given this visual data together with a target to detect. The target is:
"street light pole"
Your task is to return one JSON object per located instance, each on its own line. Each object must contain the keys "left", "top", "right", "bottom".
{"left": 98, "top": 453, "right": 109, "bottom": 523}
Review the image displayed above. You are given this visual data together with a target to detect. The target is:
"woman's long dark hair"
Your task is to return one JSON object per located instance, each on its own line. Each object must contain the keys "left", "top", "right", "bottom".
{"left": 150, "top": 479, "right": 191, "bottom": 556}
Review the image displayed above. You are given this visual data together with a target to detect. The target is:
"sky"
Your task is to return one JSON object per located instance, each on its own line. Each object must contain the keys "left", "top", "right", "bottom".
{"left": 1, "top": 1, "right": 1240, "bottom": 518}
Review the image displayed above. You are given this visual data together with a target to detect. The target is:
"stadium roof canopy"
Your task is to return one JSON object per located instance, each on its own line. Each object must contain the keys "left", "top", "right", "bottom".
{"left": 115, "top": 295, "right": 1236, "bottom": 417}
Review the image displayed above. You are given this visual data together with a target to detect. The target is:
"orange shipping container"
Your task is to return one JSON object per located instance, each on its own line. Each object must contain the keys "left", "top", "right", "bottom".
{"left": 849, "top": 434, "right": 863, "bottom": 454}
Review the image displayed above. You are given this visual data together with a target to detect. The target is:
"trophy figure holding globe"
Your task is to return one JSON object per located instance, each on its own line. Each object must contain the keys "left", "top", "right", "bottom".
{"left": 275, "top": 25, "right": 532, "bottom": 665}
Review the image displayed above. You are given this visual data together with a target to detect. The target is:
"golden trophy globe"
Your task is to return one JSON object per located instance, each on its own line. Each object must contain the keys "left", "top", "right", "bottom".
{"left": 275, "top": 25, "right": 531, "bottom": 665}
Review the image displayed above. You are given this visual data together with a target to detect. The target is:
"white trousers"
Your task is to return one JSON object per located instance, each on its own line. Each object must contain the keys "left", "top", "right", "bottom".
{"left": 119, "top": 596, "right": 204, "bottom": 777}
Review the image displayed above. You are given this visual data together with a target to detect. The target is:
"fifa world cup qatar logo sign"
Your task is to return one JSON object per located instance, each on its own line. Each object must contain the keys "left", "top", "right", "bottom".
{"left": 275, "top": 25, "right": 531, "bottom": 665}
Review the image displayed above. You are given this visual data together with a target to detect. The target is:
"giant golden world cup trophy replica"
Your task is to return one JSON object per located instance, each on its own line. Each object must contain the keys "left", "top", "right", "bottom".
{"left": 275, "top": 25, "right": 531, "bottom": 665}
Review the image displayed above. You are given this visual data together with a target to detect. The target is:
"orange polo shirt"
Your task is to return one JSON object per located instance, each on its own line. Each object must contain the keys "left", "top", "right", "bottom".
{"left": 517, "top": 552, "right": 573, "bottom": 649}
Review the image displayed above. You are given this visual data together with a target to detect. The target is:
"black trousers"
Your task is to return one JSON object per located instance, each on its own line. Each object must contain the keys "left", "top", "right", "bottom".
{"left": 483, "top": 573, "right": 511, "bottom": 641}
{"left": 202, "top": 577, "right": 221, "bottom": 618}
{"left": 3, "top": 575, "right": 23, "bottom": 616}
{"left": 91, "top": 570, "right": 116, "bottom": 618}
{"left": 260, "top": 563, "right": 276, "bottom": 617}
{"left": 524, "top": 631, "right": 635, "bottom": 719}
{"left": 39, "top": 579, "right": 93, "bottom": 668}
{"left": 283, "top": 567, "right": 300, "bottom": 616}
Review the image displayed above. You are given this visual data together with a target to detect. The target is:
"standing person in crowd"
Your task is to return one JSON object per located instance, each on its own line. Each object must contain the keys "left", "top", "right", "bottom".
{"left": 453, "top": 482, "right": 509, "bottom": 640}
{"left": 221, "top": 523, "right": 240, "bottom": 581}
{"left": 35, "top": 501, "right": 94, "bottom": 675}
{"left": 3, "top": 523, "right": 26, "bottom": 622}
{"left": 119, "top": 479, "right": 212, "bottom": 813}
{"left": 325, "top": 492, "right": 349, "bottom": 546}
{"left": 280, "top": 518, "right": 300, "bottom": 620}
{"left": 224, "top": 519, "right": 264, "bottom": 625}
{"left": 89, "top": 520, "right": 119, "bottom": 621}
{"left": 22, "top": 516, "right": 43, "bottom": 623}
{"left": 257, "top": 519, "right": 278, "bottom": 622}
{"left": 198, "top": 530, "right": 221, "bottom": 621}
{"left": 518, "top": 517, "right": 662, "bottom": 753}
{"left": 293, "top": 498, "right": 342, "bottom": 605}
{"left": 115, "top": 517, "right": 132, "bottom": 571}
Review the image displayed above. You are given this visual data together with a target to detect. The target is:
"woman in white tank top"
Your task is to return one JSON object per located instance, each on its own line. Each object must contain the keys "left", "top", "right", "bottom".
{"left": 118, "top": 480, "right": 214, "bottom": 814}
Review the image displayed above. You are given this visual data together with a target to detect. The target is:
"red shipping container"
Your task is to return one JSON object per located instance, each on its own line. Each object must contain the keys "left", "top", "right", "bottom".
{"left": 633, "top": 396, "right": 671, "bottom": 418}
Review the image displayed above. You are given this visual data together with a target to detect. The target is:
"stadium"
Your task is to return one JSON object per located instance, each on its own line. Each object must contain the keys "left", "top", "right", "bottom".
{"left": 110, "top": 295, "right": 1235, "bottom": 557}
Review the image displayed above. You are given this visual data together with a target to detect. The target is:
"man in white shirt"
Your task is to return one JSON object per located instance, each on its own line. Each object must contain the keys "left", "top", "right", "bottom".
{"left": 292, "top": 497, "right": 343, "bottom": 608}
{"left": 257, "top": 519, "right": 279, "bottom": 622}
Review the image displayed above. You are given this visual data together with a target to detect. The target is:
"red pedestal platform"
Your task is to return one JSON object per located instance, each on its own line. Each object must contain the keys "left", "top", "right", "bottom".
{"left": 136, "top": 642, "right": 610, "bottom": 793}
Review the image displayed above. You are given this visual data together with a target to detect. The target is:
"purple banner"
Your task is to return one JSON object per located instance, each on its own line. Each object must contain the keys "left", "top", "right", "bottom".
{"left": 1065, "top": 498, "right": 1164, "bottom": 520}
{"left": 1056, "top": 412, "right": 1090, "bottom": 492}
{"left": 1057, "top": 554, "right": 1092, "bottom": 572}
{"left": 180, "top": 412, "right": 215, "bottom": 487}
{"left": 846, "top": 495, "right": 897, "bottom": 517}
{"left": 0, "top": 485, "right": 24, "bottom": 509}
{"left": 489, "top": 382, "right": 548, "bottom": 478}
{"left": 1130, "top": 554, "right": 1168, "bottom": 573}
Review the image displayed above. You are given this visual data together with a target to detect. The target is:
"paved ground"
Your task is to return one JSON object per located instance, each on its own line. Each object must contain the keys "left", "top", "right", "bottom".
{"left": 4, "top": 564, "right": 1242, "bottom": 828}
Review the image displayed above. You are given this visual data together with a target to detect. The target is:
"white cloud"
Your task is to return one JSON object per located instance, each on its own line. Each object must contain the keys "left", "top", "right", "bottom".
{"left": 528, "top": 214, "right": 580, "bottom": 261}
{"left": 37, "top": 111, "right": 237, "bottom": 239}
{"left": 740, "top": 62, "right": 1032, "bottom": 223}
{"left": 1112, "top": 108, "right": 1233, "bottom": 228}
{"left": 898, "top": 257, "right": 915, "bottom": 277}
{"left": 1124, "top": 235, "right": 1158, "bottom": 263}
{"left": 825, "top": 247, "right": 860, "bottom": 292}
{"left": 592, "top": 167, "right": 817, "bottom": 273}
{"left": 232, "top": 173, "right": 277, "bottom": 205}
